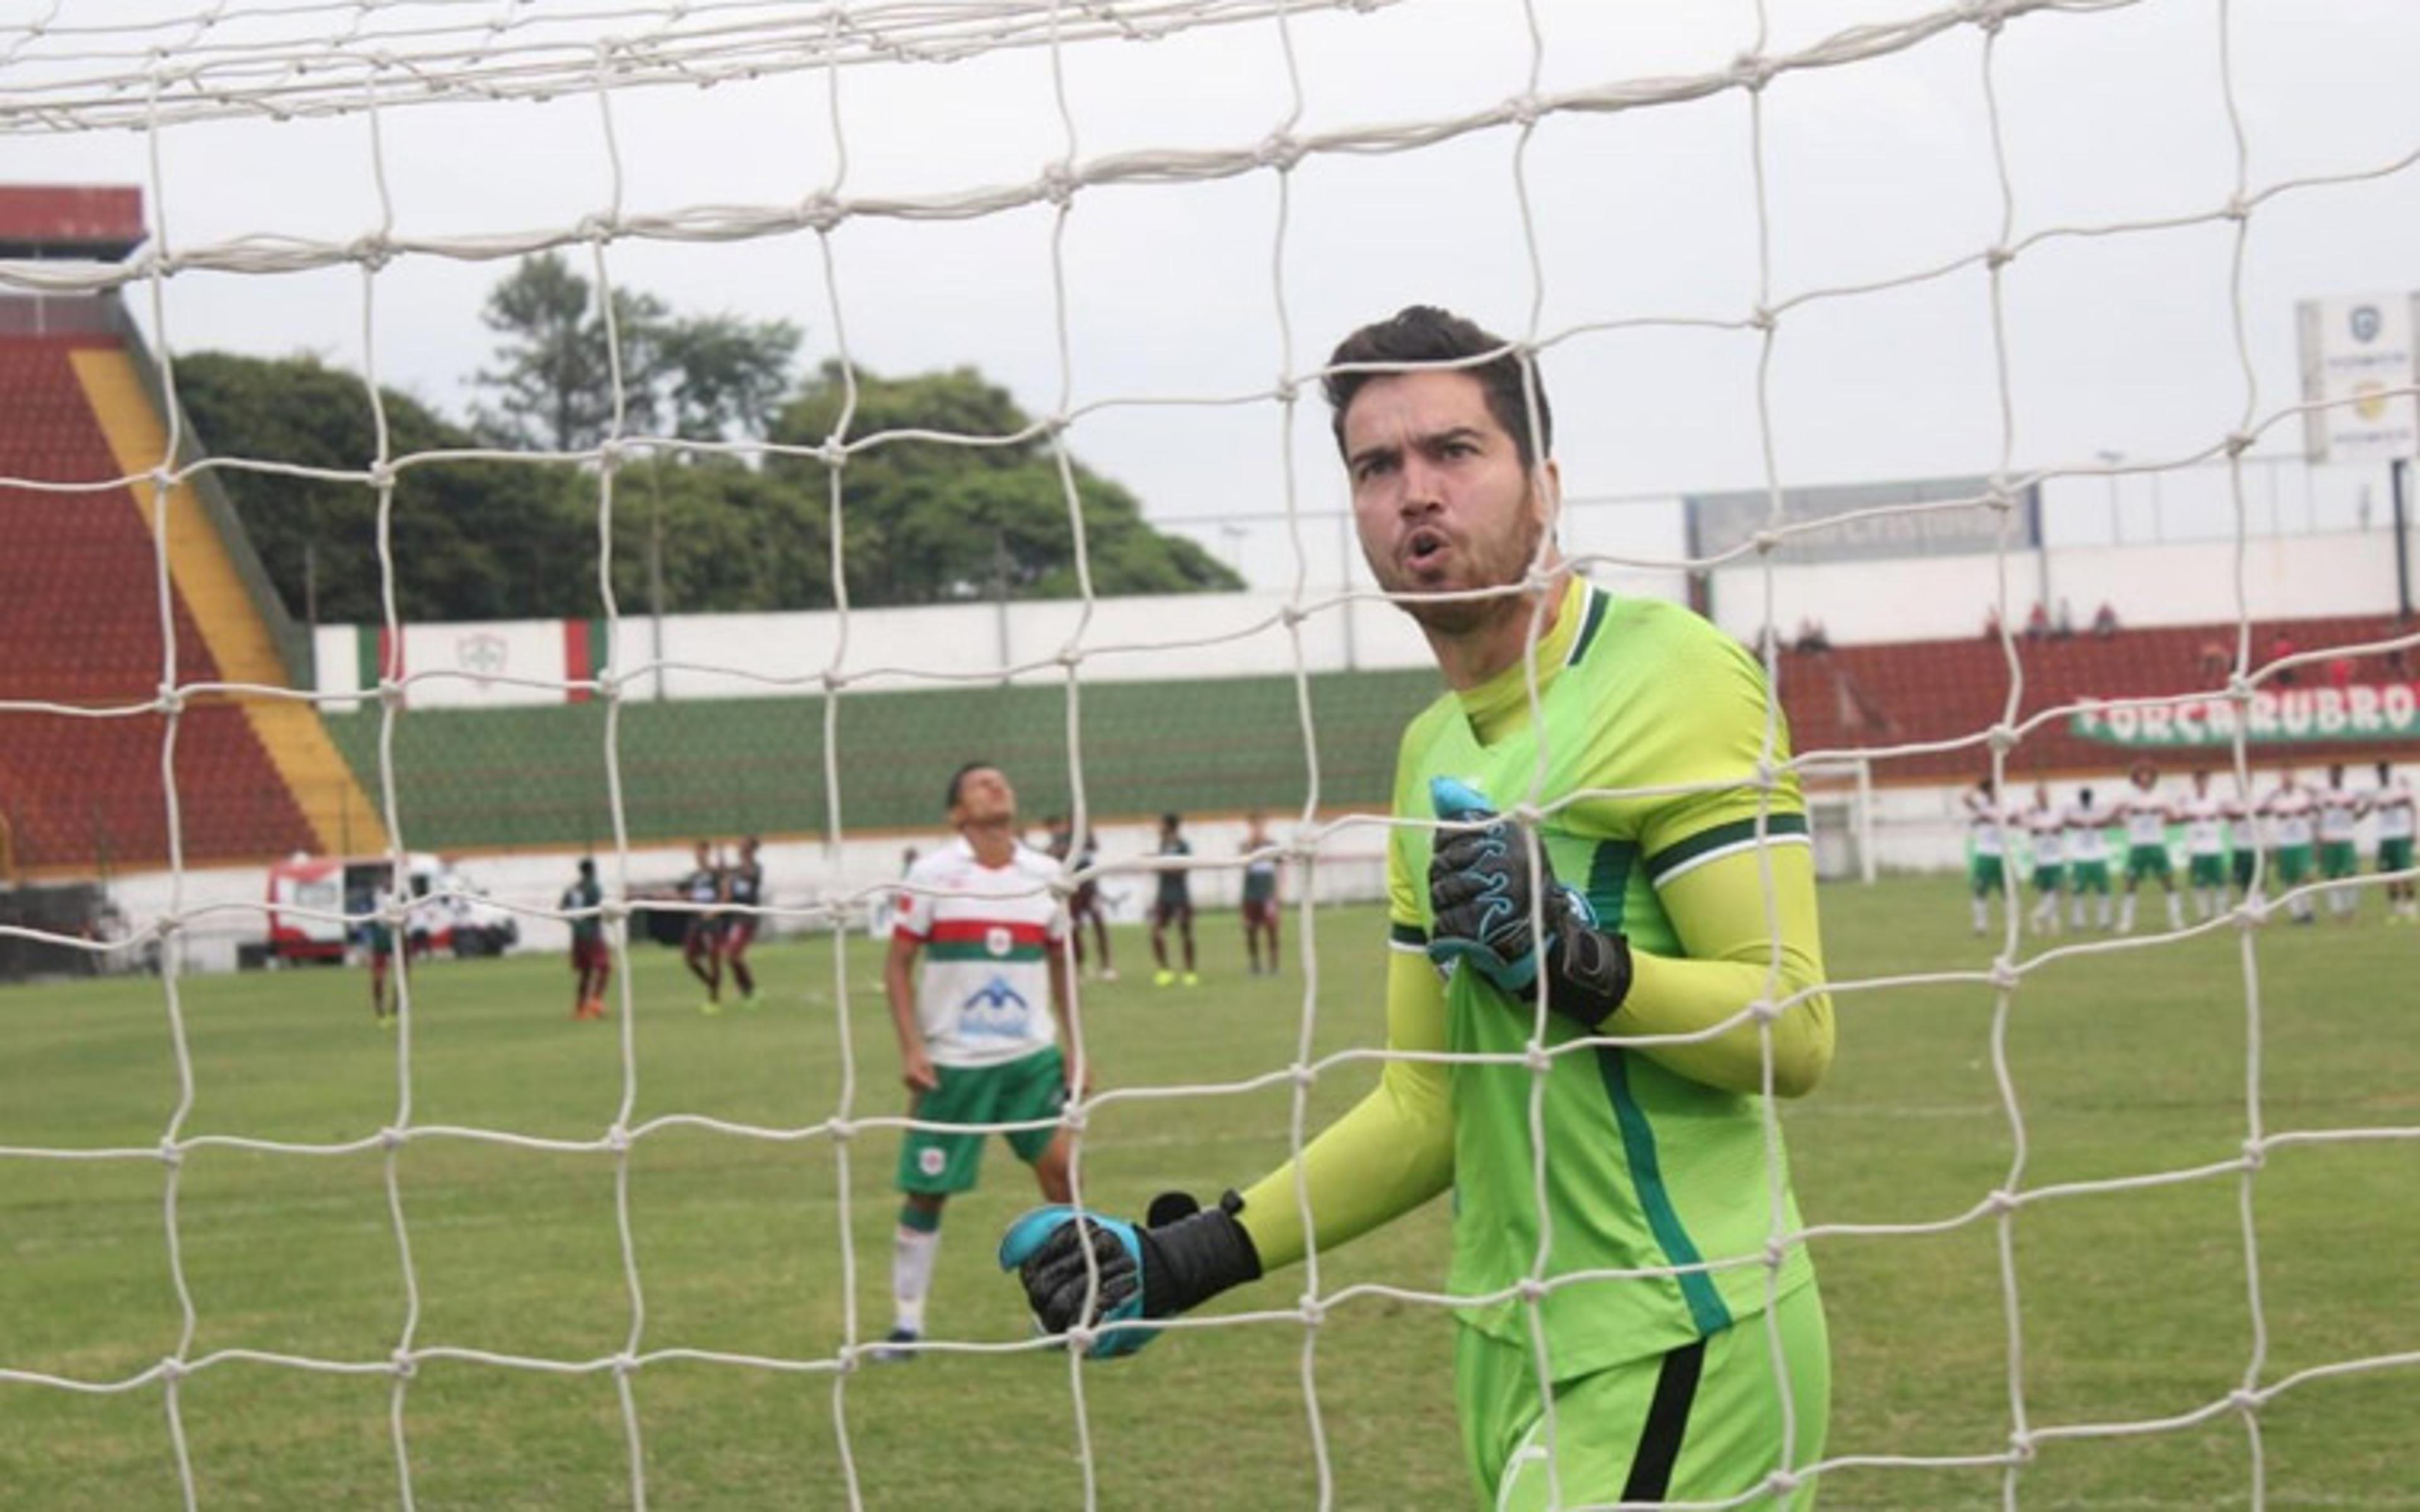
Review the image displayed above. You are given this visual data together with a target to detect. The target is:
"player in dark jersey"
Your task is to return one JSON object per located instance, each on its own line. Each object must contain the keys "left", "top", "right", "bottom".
{"left": 1150, "top": 812, "right": 1197, "bottom": 987}
{"left": 366, "top": 911, "right": 397, "bottom": 1027}
{"left": 1240, "top": 809, "right": 1283, "bottom": 975}
{"left": 1048, "top": 815, "right": 1117, "bottom": 982}
{"left": 720, "top": 835, "right": 765, "bottom": 1008}
{"left": 564, "top": 857, "right": 610, "bottom": 1020}
{"left": 681, "top": 839, "right": 727, "bottom": 1016}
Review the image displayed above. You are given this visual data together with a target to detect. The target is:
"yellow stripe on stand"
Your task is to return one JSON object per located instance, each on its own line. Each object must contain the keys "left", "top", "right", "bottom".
{"left": 71, "top": 348, "right": 388, "bottom": 856}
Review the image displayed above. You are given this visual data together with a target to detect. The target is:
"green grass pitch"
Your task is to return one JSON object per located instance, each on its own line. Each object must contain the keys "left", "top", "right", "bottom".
{"left": 1, "top": 878, "right": 2413, "bottom": 1508}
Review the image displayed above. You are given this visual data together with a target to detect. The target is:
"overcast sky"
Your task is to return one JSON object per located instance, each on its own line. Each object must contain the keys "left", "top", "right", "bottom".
{"left": 6, "top": 0, "right": 2418, "bottom": 587}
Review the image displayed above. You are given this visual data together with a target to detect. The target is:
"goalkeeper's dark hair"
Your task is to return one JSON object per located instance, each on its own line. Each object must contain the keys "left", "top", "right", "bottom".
{"left": 945, "top": 760, "right": 998, "bottom": 811}
{"left": 1323, "top": 306, "right": 1552, "bottom": 468}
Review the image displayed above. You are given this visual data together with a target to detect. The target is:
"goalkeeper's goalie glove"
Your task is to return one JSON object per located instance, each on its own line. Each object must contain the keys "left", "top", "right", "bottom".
{"left": 998, "top": 1190, "right": 1262, "bottom": 1360}
{"left": 1426, "top": 776, "right": 1633, "bottom": 1029}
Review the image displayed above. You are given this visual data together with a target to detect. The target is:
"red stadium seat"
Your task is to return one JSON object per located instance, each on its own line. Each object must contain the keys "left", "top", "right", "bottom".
{"left": 0, "top": 335, "right": 317, "bottom": 870}
{"left": 1769, "top": 616, "right": 2414, "bottom": 783}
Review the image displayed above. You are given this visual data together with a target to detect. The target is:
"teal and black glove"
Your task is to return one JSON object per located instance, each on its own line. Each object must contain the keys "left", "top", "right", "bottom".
{"left": 1426, "top": 776, "right": 1633, "bottom": 1028}
{"left": 999, "top": 1191, "right": 1261, "bottom": 1360}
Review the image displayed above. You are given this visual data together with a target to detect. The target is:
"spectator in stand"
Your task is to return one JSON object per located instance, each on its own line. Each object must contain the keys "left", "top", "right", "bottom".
{"left": 2023, "top": 602, "right": 2050, "bottom": 640}
{"left": 2090, "top": 601, "right": 2120, "bottom": 639}
{"left": 1982, "top": 605, "right": 2003, "bottom": 640}
{"left": 2051, "top": 597, "right": 2075, "bottom": 639}
{"left": 2197, "top": 639, "right": 2231, "bottom": 685}
{"left": 2267, "top": 629, "right": 2297, "bottom": 685}
{"left": 1792, "top": 617, "right": 1830, "bottom": 654}
{"left": 2325, "top": 654, "right": 2356, "bottom": 690}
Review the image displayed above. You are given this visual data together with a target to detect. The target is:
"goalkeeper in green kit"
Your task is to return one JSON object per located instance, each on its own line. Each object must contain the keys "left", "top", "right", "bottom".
{"left": 1001, "top": 307, "right": 1836, "bottom": 1507}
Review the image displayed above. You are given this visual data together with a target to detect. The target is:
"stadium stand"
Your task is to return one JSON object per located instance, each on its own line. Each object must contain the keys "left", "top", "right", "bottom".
{"left": 1775, "top": 614, "right": 2418, "bottom": 781}
{"left": 0, "top": 185, "right": 382, "bottom": 878}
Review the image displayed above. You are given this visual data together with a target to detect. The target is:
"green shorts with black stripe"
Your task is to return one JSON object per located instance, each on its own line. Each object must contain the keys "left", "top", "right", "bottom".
{"left": 2320, "top": 840, "right": 2358, "bottom": 879}
{"left": 1968, "top": 856, "right": 2008, "bottom": 896}
{"left": 2031, "top": 863, "right": 2065, "bottom": 894}
{"left": 1460, "top": 1281, "right": 1830, "bottom": 1510}
{"left": 2124, "top": 844, "right": 2172, "bottom": 884}
{"left": 2382, "top": 837, "right": 2416, "bottom": 874}
{"left": 2189, "top": 854, "right": 2226, "bottom": 888}
{"left": 2232, "top": 850, "right": 2257, "bottom": 890}
{"left": 896, "top": 1046, "right": 1066, "bottom": 1195}
{"left": 2070, "top": 859, "right": 2112, "bottom": 895}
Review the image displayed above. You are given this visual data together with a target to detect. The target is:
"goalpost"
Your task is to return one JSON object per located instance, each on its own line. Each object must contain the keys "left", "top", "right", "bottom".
{"left": 1796, "top": 756, "right": 1874, "bottom": 888}
{"left": 4, "top": 2, "right": 2419, "bottom": 1508}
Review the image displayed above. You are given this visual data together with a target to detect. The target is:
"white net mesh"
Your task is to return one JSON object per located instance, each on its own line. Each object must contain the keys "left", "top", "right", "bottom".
{"left": 3, "top": 1, "right": 2418, "bottom": 1507}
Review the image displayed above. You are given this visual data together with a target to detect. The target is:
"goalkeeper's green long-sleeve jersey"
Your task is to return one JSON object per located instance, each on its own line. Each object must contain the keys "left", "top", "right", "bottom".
{"left": 1237, "top": 578, "right": 1835, "bottom": 1383}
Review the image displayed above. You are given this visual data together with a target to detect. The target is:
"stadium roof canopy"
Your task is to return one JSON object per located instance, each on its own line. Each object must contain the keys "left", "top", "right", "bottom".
{"left": 0, "top": 185, "right": 144, "bottom": 261}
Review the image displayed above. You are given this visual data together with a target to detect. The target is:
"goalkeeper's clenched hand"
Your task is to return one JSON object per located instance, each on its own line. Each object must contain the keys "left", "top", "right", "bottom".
{"left": 998, "top": 1191, "right": 1262, "bottom": 1360}
{"left": 1426, "top": 776, "right": 1634, "bottom": 1028}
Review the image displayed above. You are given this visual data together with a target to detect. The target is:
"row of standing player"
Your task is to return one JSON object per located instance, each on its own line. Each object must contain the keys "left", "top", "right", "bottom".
{"left": 553, "top": 839, "right": 769, "bottom": 1022}
{"left": 1033, "top": 810, "right": 1289, "bottom": 986}
{"left": 1965, "top": 762, "right": 2417, "bottom": 934}
{"left": 676, "top": 837, "right": 767, "bottom": 1015}
{"left": 558, "top": 813, "right": 1293, "bottom": 1028}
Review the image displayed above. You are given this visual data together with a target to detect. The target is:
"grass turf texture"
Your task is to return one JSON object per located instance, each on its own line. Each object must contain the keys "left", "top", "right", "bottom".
{"left": 1, "top": 878, "right": 2414, "bottom": 1509}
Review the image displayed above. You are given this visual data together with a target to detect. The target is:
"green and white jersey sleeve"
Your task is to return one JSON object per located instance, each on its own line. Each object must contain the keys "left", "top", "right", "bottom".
{"left": 1385, "top": 581, "right": 1825, "bottom": 1383}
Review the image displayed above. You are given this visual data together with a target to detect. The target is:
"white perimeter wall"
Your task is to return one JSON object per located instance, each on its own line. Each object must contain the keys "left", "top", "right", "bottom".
{"left": 315, "top": 566, "right": 1679, "bottom": 709}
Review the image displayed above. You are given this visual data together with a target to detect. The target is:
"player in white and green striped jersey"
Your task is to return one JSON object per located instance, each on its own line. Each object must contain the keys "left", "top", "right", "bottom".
{"left": 2114, "top": 762, "right": 2182, "bottom": 934}
{"left": 2023, "top": 783, "right": 2068, "bottom": 936}
{"left": 2373, "top": 762, "right": 2417, "bottom": 923}
{"left": 2179, "top": 770, "right": 2230, "bottom": 922}
{"left": 1003, "top": 306, "right": 1836, "bottom": 1508}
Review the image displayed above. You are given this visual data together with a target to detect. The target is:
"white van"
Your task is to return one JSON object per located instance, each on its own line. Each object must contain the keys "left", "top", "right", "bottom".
{"left": 263, "top": 852, "right": 519, "bottom": 964}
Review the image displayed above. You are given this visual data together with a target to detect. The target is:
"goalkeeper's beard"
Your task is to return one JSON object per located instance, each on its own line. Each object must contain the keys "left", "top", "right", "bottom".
{"left": 1391, "top": 507, "right": 1553, "bottom": 639}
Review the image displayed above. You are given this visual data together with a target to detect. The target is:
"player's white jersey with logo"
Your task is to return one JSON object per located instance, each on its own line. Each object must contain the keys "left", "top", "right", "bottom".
{"left": 2179, "top": 794, "right": 2227, "bottom": 857}
{"left": 1964, "top": 790, "right": 2011, "bottom": 857}
{"left": 2024, "top": 805, "right": 2065, "bottom": 865}
{"left": 2065, "top": 803, "right": 2112, "bottom": 863}
{"left": 894, "top": 838, "right": 1067, "bottom": 1068}
{"left": 2376, "top": 779, "right": 2417, "bottom": 842}
{"left": 2117, "top": 790, "right": 2170, "bottom": 847}
{"left": 2316, "top": 788, "right": 2363, "bottom": 844}
{"left": 2223, "top": 797, "right": 2259, "bottom": 851}
{"left": 2266, "top": 788, "right": 2316, "bottom": 849}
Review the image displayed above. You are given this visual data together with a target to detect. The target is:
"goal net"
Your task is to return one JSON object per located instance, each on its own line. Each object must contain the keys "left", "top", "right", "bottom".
{"left": 3, "top": 1, "right": 2417, "bottom": 1507}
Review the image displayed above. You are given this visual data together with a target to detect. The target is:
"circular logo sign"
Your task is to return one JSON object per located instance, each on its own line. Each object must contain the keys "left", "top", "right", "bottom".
{"left": 986, "top": 925, "right": 1012, "bottom": 957}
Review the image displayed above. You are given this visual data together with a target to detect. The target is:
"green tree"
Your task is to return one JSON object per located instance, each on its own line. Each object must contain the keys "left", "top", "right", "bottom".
{"left": 609, "top": 455, "right": 831, "bottom": 613}
{"left": 178, "top": 335, "right": 1233, "bottom": 624}
{"left": 176, "top": 352, "right": 596, "bottom": 624}
{"left": 770, "top": 362, "right": 1238, "bottom": 605}
{"left": 471, "top": 251, "right": 799, "bottom": 450}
